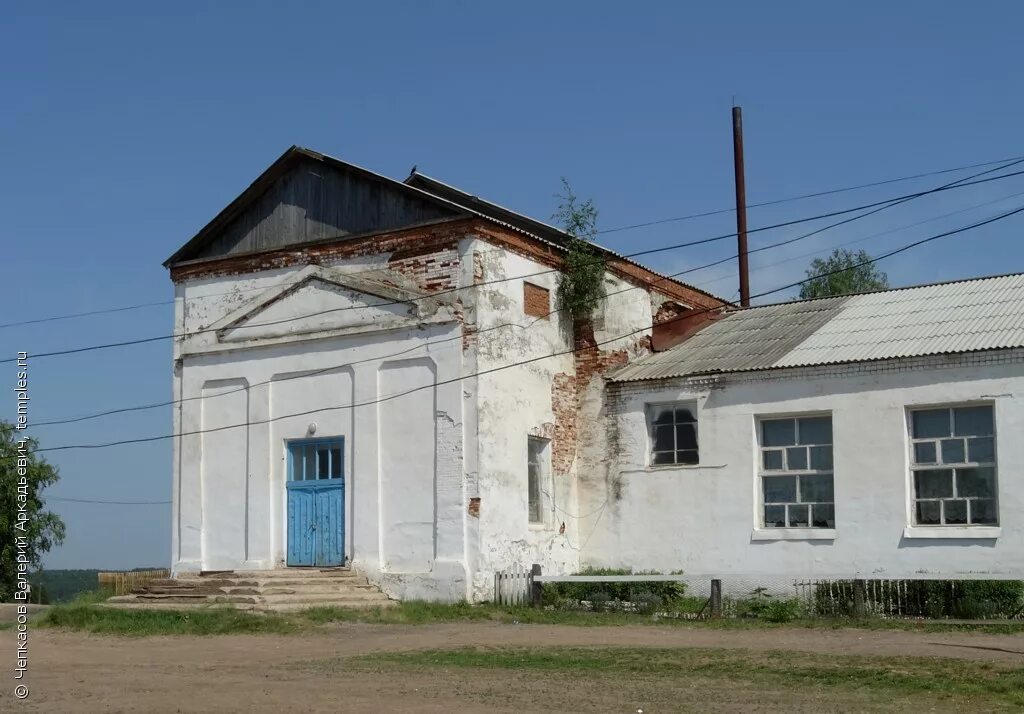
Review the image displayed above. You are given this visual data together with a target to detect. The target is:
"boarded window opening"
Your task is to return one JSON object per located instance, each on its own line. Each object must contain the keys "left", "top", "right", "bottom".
{"left": 524, "top": 282, "right": 550, "bottom": 319}
{"left": 527, "top": 437, "right": 549, "bottom": 524}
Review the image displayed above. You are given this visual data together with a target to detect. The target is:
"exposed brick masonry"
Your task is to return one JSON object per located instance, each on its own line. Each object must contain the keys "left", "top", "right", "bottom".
{"left": 387, "top": 242, "right": 460, "bottom": 292}
{"left": 550, "top": 319, "right": 642, "bottom": 477}
{"left": 523, "top": 282, "right": 551, "bottom": 319}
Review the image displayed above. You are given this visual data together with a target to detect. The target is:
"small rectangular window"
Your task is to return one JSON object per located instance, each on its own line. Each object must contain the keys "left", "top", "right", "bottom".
{"left": 527, "top": 437, "right": 549, "bottom": 524}
{"left": 758, "top": 415, "right": 834, "bottom": 529}
{"left": 909, "top": 404, "right": 997, "bottom": 526}
{"left": 648, "top": 403, "right": 699, "bottom": 465}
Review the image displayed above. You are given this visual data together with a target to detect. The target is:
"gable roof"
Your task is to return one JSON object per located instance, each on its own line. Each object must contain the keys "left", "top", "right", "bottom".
{"left": 611, "top": 272, "right": 1024, "bottom": 382}
{"left": 164, "top": 146, "right": 473, "bottom": 266}
{"left": 165, "top": 146, "right": 726, "bottom": 306}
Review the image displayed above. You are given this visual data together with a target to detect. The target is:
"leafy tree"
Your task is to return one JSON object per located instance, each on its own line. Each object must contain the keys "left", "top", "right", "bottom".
{"left": 552, "top": 178, "right": 606, "bottom": 321}
{"left": 799, "top": 248, "right": 890, "bottom": 299}
{"left": 1, "top": 421, "right": 65, "bottom": 601}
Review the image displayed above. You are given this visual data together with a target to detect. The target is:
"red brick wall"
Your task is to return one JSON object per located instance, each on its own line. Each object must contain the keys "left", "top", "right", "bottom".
{"left": 523, "top": 282, "right": 551, "bottom": 319}
{"left": 386, "top": 242, "right": 460, "bottom": 293}
{"left": 549, "top": 317, "right": 649, "bottom": 478}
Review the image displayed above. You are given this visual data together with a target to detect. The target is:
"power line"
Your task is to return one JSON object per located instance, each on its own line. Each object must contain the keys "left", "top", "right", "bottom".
{"left": 29, "top": 160, "right": 1024, "bottom": 428}
{"left": 5, "top": 155, "right": 1018, "bottom": 331}
{"left": 47, "top": 496, "right": 171, "bottom": 505}
{"left": 7, "top": 164, "right": 1024, "bottom": 366}
{"left": 596, "top": 154, "right": 1024, "bottom": 235}
{"left": 702, "top": 188, "right": 1024, "bottom": 291}
{"left": 32, "top": 201, "right": 1024, "bottom": 453}
{"left": 655, "top": 157, "right": 1024, "bottom": 287}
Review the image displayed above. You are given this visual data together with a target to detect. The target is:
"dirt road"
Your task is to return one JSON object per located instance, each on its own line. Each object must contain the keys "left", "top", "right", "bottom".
{"left": 5, "top": 623, "right": 1023, "bottom": 713}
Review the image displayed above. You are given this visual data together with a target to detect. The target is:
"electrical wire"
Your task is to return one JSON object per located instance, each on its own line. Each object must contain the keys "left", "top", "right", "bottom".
{"left": 4, "top": 154, "right": 1018, "bottom": 331}
{"left": 29, "top": 163, "right": 1024, "bottom": 428}
{"left": 595, "top": 154, "right": 1024, "bottom": 235}
{"left": 32, "top": 201, "right": 1024, "bottom": 453}
{"left": 46, "top": 496, "right": 171, "bottom": 505}
{"left": 6, "top": 164, "right": 1024, "bottom": 366}
{"left": 700, "top": 188, "right": 1024, "bottom": 291}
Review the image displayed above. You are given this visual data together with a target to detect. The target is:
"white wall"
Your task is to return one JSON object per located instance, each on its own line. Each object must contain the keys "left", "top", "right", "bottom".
{"left": 171, "top": 257, "right": 469, "bottom": 601}
{"left": 586, "top": 352, "right": 1024, "bottom": 580}
{"left": 466, "top": 241, "right": 580, "bottom": 599}
{"left": 463, "top": 244, "right": 664, "bottom": 599}
{"left": 169, "top": 235, "right": 689, "bottom": 602}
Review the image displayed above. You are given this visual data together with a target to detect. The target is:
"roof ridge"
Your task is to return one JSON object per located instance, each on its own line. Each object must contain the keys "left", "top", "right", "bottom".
{"left": 732, "top": 270, "right": 1024, "bottom": 313}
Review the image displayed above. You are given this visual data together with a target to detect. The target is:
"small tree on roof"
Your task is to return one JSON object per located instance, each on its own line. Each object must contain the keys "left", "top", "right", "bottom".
{"left": 552, "top": 178, "right": 605, "bottom": 322}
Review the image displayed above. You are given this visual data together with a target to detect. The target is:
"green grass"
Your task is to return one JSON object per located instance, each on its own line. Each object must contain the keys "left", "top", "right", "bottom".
{"left": 35, "top": 596, "right": 1024, "bottom": 636}
{"left": 40, "top": 605, "right": 300, "bottom": 636}
{"left": 38, "top": 591, "right": 300, "bottom": 636}
{"left": 354, "top": 646, "right": 1024, "bottom": 708}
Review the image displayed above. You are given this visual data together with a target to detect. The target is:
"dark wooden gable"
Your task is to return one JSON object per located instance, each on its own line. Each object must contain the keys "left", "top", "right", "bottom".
{"left": 166, "top": 148, "right": 466, "bottom": 265}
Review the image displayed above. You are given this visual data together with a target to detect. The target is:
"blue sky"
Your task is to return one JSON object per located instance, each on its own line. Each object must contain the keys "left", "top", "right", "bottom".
{"left": 2, "top": 2, "right": 1022, "bottom": 569}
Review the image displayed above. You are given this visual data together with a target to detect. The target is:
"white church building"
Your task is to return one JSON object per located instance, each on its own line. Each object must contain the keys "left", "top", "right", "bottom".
{"left": 165, "top": 146, "right": 1024, "bottom": 602}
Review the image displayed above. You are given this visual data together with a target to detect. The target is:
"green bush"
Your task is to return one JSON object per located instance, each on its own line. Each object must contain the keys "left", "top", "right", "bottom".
{"left": 732, "top": 587, "right": 802, "bottom": 622}
{"left": 813, "top": 580, "right": 1024, "bottom": 619}
{"left": 631, "top": 590, "right": 663, "bottom": 615}
{"left": 541, "top": 568, "right": 686, "bottom": 611}
{"left": 763, "top": 599, "right": 800, "bottom": 623}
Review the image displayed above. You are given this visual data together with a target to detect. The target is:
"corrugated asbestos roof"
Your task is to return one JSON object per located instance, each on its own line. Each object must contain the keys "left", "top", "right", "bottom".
{"left": 610, "top": 273, "right": 1024, "bottom": 382}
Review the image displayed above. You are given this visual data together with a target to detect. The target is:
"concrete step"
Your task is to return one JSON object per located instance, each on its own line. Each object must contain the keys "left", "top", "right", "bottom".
{"left": 227, "top": 577, "right": 369, "bottom": 588}
{"left": 258, "top": 592, "right": 392, "bottom": 605}
{"left": 255, "top": 584, "right": 378, "bottom": 595}
{"left": 129, "top": 593, "right": 260, "bottom": 605}
{"left": 133, "top": 585, "right": 229, "bottom": 596}
{"left": 262, "top": 599, "right": 398, "bottom": 612}
{"left": 182, "top": 568, "right": 354, "bottom": 579}
{"left": 108, "top": 568, "right": 392, "bottom": 612}
{"left": 101, "top": 601, "right": 257, "bottom": 611}
{"left": 179, "top": 574, "right": 367, "bottom": 587}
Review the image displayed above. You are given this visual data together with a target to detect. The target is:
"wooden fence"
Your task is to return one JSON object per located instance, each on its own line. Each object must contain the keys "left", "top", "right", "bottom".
{"left": 494, "top": 564, "right": 535, "bottom": 606}
{"left": 97, "top": 570, "right": 169, "bottom": 596}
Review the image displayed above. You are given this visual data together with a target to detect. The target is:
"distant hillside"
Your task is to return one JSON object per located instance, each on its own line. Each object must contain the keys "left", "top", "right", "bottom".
{"left": 29, "top": 568, "right": 166, "bottom": 603}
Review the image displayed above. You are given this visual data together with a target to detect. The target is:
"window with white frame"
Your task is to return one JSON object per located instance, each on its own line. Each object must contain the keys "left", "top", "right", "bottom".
{"left": 759, "top": 415, "right": 834, "bottom": 528}
{"left": 527, "top": 436, "right": 549, "bottom": 524}
{"left": 909, "top": 405, "right": 997, "bottom": 526}
{"left": 649, "top": 403, "right": 698, "bottom": 465}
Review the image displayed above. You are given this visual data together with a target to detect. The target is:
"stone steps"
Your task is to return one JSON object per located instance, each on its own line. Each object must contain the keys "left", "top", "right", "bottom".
{"left": 259, "top": 591, "right": 391, "bottom": 604}
{"left": 267, "top": 600, "right": 396, "bottom": 612}
{"left": 101, "top": 602, "right": 257, "bottom": 611}
{"left": 105, "top": 567, "right": 394, "bottom": 612}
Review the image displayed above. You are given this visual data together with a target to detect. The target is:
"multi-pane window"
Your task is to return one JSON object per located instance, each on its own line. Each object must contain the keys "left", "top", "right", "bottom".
{"left": 649, "top": 404, "right": 698, "bottom": 465}
{"left": 289, "top": 438, "right": 344, "bottom": 482}
{"left": 909, "top": 405, "right": 997, "bottom": 526}
{"left": 527, "top": 437, "right": 549, "bottom": 524}
{"left": 759, "top": 416, "right": 834, "bottom": 528}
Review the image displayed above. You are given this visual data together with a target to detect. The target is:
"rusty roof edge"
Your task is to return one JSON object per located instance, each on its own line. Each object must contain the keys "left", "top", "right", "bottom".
{"left": 167, "top": 215, "right": 476, "bottom": 272}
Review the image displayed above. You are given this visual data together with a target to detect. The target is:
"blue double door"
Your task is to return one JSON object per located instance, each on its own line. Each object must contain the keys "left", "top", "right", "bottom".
{"left": 286, "top": 438, "right": 345, "bottom": 567}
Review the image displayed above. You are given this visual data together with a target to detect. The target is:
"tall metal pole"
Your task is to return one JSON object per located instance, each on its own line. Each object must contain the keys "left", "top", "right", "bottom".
{"left": 732, "top": 106, "right": 750, "bottom": 307}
